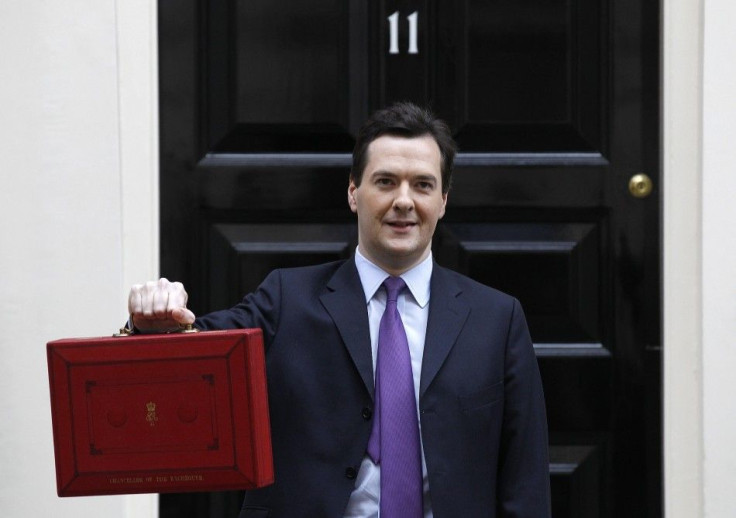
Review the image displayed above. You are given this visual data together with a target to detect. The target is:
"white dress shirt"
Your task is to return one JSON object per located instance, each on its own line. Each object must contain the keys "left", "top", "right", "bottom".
{"left": 343, "top": 248, "right": 434, "bottom": 518}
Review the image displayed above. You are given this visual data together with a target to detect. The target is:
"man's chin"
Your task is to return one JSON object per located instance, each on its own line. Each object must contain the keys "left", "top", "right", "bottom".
{"left": 381, "top": 242, "right": 418, "bottom": 258}
{"left": 375, "top": 243, "right": 429, "bottom": 268}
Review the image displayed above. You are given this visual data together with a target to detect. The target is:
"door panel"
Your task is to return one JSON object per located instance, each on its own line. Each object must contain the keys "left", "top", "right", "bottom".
{"left": 159, "top": 0, "right": 660, "bottom": 516}
{"left": 436, "top": 0, "right": 604, "bottom": 154}
{"left": 208, "top": 0, "right": 365, "bottom": 153}
{"left": 435, "top": 221, "right": 602, "bottom": 343}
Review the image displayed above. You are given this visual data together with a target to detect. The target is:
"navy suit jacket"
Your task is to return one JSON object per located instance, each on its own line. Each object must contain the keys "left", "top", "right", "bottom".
{"left": 196, "top": 258, "right": 550, "bottom": 518}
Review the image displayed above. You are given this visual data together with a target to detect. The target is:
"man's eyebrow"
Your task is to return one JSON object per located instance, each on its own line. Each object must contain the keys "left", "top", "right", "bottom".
{"left": 370, "top": 170, "right": 397, "bottom": 177}
{"left": 369, "top": 171, "right": 438, "bottom": 183}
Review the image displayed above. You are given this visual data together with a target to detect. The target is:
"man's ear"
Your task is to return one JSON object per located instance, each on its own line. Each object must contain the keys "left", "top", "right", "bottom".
{"left": 439, "top": 192, "right": 448, "bottom": 219}
{"left": 348, "top": 180, "right": 358, "bottom": 213}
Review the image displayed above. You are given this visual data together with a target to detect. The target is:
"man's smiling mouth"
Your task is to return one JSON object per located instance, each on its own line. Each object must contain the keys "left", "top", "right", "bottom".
{"left": 386, "top": 221, "right": 417, "bottom": 228}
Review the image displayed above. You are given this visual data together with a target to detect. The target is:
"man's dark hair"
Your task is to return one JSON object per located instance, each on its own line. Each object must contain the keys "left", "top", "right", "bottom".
{"left": 351, "top": 102, "right": 457, "bottom": 194}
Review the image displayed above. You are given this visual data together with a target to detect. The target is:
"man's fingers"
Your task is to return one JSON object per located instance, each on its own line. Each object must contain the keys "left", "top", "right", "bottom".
{"left": 128, "top": 284, "right": 144, "bottom": 314}
{"left": 167, "top": 281, "right": 188, "bottom": 311}
{"left": 152, "top": 287, "right": 168, "bottom": 318}
{"left": 127, "top": 278, "right": 193, "bottom": 332}
{"left": 172, "top": 307, "right": 196, "bottom": 325}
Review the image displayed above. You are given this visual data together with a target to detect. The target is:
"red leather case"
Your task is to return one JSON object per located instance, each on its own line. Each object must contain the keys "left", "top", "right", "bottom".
{"left": 47, "top": 329, "right": 273, "bottom": 496}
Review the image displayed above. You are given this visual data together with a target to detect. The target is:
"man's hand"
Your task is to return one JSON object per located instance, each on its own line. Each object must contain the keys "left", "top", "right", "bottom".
{"left": 128, "top": 278, "right": 196, "bottom": 332}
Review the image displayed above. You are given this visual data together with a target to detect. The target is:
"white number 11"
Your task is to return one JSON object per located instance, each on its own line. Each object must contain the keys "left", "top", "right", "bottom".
{"left": 388, "top": 11, "right": 419, "bottom": 55}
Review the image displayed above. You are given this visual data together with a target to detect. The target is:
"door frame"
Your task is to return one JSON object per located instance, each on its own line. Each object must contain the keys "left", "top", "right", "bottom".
{"left": 662, "top": 0, "right": 736, "bottom": 517}
{"left": 120, "top": 0, "right": 724, "bottom": 514}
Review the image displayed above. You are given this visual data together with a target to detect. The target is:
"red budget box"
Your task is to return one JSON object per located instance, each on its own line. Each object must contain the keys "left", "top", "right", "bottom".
{"left": 47, "top": 329, "right": 273, "bottom": 497}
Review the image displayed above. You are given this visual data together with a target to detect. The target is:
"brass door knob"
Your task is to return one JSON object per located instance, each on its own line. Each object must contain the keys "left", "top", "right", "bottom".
{"left": 629, "top": 173, "right": 653, "bottom": 198}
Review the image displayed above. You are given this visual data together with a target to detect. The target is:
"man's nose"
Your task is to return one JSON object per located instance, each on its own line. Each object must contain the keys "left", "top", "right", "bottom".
{"left": 392, "top": 183, "right": 414, "bottom": 211}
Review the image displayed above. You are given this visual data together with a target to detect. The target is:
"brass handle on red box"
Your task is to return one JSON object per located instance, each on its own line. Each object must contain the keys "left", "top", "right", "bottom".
{"left": 179, "top": 323, "right": 199, "bottom": 333}
{"left": 114, "top": 318, "right": 199, "bottom": 337}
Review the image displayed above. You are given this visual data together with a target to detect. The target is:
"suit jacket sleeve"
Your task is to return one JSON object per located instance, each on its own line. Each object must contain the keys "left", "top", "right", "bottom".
{"left": 194, "top": 269, "right": 282, "bottom": 348}
{"left": 498, "top": 298, "right": 551, "bottom": 517}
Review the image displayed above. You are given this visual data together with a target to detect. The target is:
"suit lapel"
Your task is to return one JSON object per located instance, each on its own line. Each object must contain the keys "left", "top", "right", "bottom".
{"left": 319, "top": 259, "right": 374, "bottom": 397}
{"left": 420, "top": 265, "right": 470, "bottom": 397}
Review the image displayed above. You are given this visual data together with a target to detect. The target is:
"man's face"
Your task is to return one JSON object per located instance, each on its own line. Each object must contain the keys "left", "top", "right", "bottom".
{"left": 348, "top": 134, "right": 448, "bottom": 275}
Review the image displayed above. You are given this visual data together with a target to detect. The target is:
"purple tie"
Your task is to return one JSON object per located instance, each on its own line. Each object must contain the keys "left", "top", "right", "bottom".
{"left": 367, "top": 276, "right": 423, "bottom": 517}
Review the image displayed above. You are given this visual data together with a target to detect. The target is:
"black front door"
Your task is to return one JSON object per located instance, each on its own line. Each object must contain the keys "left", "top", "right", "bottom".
{"left": 158, "top": 1, "right": 661, "bottom": 516}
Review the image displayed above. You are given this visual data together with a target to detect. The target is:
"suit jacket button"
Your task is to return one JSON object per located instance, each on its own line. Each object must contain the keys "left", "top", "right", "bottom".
{"left": 362, "top": 407, "right": 372, "bottom": 420}
{"left": 345, "top": 467, "right": 357, "bottom": 480}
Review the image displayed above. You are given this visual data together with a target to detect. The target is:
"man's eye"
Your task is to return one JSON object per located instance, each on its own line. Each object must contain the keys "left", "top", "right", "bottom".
{"left": 376, "top": 178, "right": 393, "bottom": 186}
{"left": 417, "top": 181, "right": 434, "bottom": 190}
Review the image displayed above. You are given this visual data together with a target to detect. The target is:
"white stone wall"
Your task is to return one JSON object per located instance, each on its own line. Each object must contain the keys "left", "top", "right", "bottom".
{"left": 664, "top": 0, "right": 736, "bottom": 516}
{"left": 0, "top": 1, "right": 158, "bottom": 517}
{"left": 701, "top": 0, "right": 736, "bottom": 515}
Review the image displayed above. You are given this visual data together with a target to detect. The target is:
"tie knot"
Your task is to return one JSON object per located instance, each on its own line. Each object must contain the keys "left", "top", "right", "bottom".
{"left": 383, "top": 276, "right": 406, "bottom": 303}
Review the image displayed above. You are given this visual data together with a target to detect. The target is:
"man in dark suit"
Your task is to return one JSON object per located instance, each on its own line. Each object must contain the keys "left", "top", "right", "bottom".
{"left": 129, "top": 102, "right": 550, "bottom": 517}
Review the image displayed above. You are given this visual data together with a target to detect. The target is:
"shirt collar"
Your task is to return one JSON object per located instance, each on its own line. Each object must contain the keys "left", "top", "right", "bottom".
{"left": 354, "top": 247, "right": 432, "bottom": 308}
